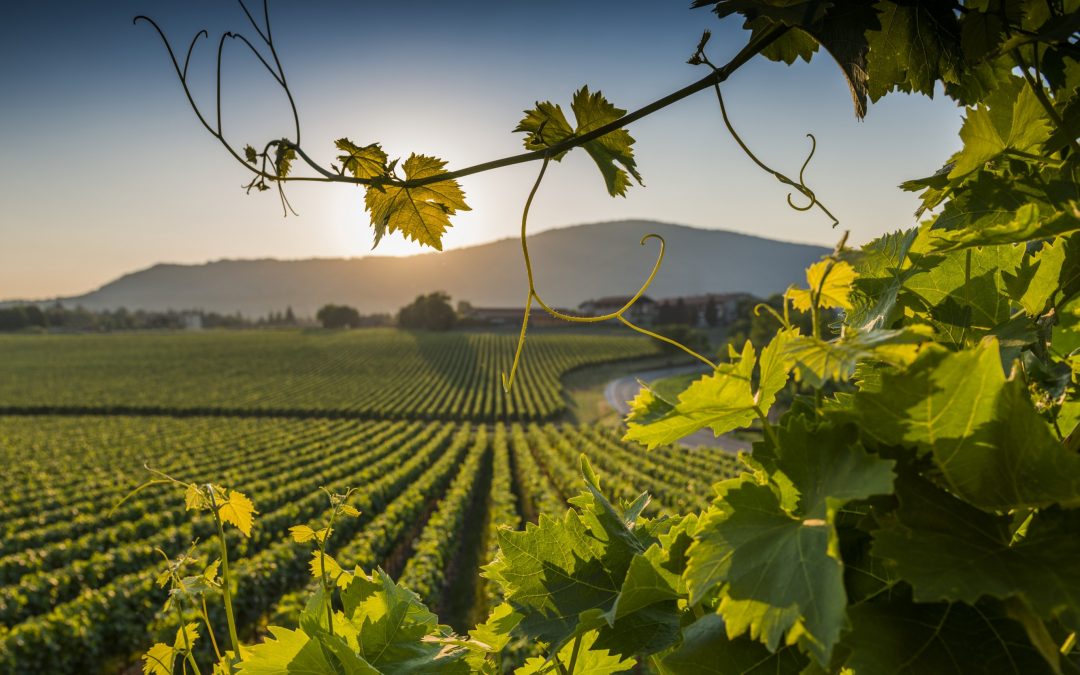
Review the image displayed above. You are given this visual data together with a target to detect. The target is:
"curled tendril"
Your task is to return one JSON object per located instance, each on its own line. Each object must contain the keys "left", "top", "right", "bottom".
{"left": 686, "top": 33, "right": 839, "bottom": 228}
{"left": 786, "top": 134, "right": 817, "bottom": 211}
{"left": 501, "top": 158, "right": 717, "bottom": 393}
{"left": 753, "top": 302, "right": 790, "bottom": 330}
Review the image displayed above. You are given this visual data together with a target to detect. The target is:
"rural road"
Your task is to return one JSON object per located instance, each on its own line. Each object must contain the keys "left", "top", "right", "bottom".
{"left": 604, "top": 364, "right": 753, "bottom": 454}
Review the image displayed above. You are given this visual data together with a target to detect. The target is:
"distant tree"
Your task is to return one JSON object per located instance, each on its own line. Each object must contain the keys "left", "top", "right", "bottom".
{"left": 456, "top": 300, "right": 473, "bottom": 318}
{"left": 704, "top": 297, "right": 718, "bottom": 327}
{"left": 316, "top": 304, "right": 362, "bottom": 329}
{"left": 284, "top": 306, "right": 296, "bottom": 325}
{"left": 398, "top": 292, "right": 456, "bottom": 331}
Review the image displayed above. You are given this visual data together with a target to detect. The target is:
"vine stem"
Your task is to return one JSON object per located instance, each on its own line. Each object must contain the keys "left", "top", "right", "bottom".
{"left": 137, "top": 11, "right": 788, "bottom": 189}
{"left": 174, "top": 600, "right": 204, "bottom": 675}
{"left": 753, "top": 405, "right": 779, "bottom": 448}
{"left": 502, "top": 156, "right": 716, "bottom": 391}
{"left": 566, "top": 635, "right": 583, "bottom": 674}
{"left": 1012, "top": 49, "right": 1080, "bottom": 156}
{"left": 207, "top": 489, "right": 242, "bottom": 664}
{"left": 201, "top": 596, "right": 223, "bottom": 662}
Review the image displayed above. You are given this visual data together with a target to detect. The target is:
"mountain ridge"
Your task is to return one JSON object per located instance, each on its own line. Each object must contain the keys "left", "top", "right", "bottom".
{"left": 8, "top": 221, "right": 829, "bottom": 316}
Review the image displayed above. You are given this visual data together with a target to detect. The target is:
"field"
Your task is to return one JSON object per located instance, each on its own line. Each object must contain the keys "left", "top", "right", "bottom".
{"left": 0, "top": 329, "right": 657, "bottom": 420}
{"left": 0, "top": 330, "right": 735, "bottom": 673}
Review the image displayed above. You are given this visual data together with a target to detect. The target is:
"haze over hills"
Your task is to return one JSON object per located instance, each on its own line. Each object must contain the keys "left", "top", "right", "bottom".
{"left": 10, "top": 221, "right": 829, "bottom": 317}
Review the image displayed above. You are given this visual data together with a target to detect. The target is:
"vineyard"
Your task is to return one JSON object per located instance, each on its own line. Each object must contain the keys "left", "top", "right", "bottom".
{"left": 0, "top": 330, "right": 657, "bottom": 420}
{"left": 0, "top": 326, "right": 692, "bottom": 673}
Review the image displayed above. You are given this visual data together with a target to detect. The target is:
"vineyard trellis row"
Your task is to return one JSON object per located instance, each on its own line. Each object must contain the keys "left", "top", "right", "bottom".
{"left": 0, "top": 415, "right": 736, "bottom": 673}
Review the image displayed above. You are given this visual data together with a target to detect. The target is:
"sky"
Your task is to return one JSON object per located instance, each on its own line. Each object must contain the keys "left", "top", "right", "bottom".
{"left": 0, "top": 1, "right": 964, "bottom": 300}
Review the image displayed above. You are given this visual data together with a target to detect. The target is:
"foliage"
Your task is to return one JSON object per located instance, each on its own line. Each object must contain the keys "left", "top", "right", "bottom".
{"left": 315, "top": 304, "right": 363, "bottom": 329}
{"left": 398, "top": 292, "right": 458, "bottom": 331}
{"left": 20, "top": 0, "right": 1080, "bottom": 673}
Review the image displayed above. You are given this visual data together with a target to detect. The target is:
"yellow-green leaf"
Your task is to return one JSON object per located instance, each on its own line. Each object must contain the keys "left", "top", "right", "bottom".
{"left": 364, "top": 153, "right": 470, "bottom": 250}
{"left": 173, "top": 622, "right": 200, "bottom": 652}
{"left": 787, "top": 260, "right": 858, "bottom": 312}
{"left": 335, "top": 139, "right": 387, "bottom": 180}
{"left": 214, "top": 486, "right": 256, "bottom": 537}
{"left": 515, "top": 86, "right": 642, "bottom": 197}
{"left": 289, "top": 525, "right": 316, "bottom": 543}
{"left": 142, "top": 643, "right": 176, "bottom": 675}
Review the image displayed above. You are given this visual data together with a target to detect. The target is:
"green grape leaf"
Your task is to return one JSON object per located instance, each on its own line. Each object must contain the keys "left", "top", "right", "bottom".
{"left": 515, "top": 86, "right": 642, "bottom": 197}
{"left": 236, "top": 626, "right": 333, "bottom": 675}
{"left": 948, "top": 76, "right": 1053, "bottom": 179}
{"left": 659, "top": 614, "right": 807, "bottom": 675}
{"left": 847, "top": 228, "right": 924, "bottom": 330}
{"left": 607, "top": 544, "right": 680, "bottom": 622}
{"left": 843, "top": 594, "right": 1058, "bottom": 675}
{"left": 786, "top": 327, "right": 928, "bottom": 388}
{"left": 345, "top": 569, "right": 467, "bottom": 673}
{"left": 335, "top": 139, "right": 388, "bottom": 180}
{"left": 243, "top": 144, "right": 258, "bottom": 164}
{"left": 692, "top": 1, "right": 877, "bottom": 117}
{"left": 364, "top": 154, "right": 471, "bottom": 250}
{"left": 928, "top": 202, "right": 1080, "bottom": 252}
{"left": 685, "top": 417, "right": 894, "bottom": 665}
{"left": 853, "top": 341, "right": 1080, "bottom": 510}
{"left": 1011, "top": 236, "right": 1073, "bottom": 316}
{"left": 624, "top": 331, "right": 795, "bottom": 449}
{"left": 864, "top": 1, "right": 962, "bottom": 102}
{"left": 315, "top": 633, "right": 380, "bottom": 675}
{"left": 872, "top": 472, "right": 1080, "bottom": 635}
{"left": 469, "top": 602, "right": 522, "bottom": 656}
{"left": 787, "top": 259, "right": 858, "bottom": 312}
{"left": 900, "top": 240, "right": 1023, "bottom": 343}
{"left": 514, "top": 630, "right": 633, "bottom": 675}
{"left": 484, "top": 510, "right": 619, "bottom": 648}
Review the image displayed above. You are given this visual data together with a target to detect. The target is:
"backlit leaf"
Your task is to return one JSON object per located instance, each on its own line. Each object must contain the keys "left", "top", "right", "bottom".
{"left": 364, "top": 154, "right": 470, "bottom": 250}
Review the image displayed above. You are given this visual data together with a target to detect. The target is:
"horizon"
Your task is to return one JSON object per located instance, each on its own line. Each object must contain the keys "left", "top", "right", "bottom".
{"left": 2, "top": 219, "right": 834, "bottom": 302}
{"left": 2, "top": 1, "right": 961, "bottom": 299}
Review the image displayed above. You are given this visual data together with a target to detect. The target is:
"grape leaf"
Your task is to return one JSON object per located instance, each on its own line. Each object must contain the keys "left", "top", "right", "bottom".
{"left": 335, "top": 139, "right": 388, "bottom": 180}
{"left": 274, "top": 142, "right": 296, "bottom": 179}
{"left": 853, "top": 341, "right": 1080, "bottom": 510}
{"left": 872, "top": 472, "right": 1080, "bottom": 635}
{"left": 900, "top": 241, "right": 1023, "bottom": 342}
{"left": 928, "top": 202, "right": 1080, "bottom": 252}
{"left": 141, "top": 643, "right": 176, "bottom": 675}
{"left": 235, "top": 626, "right": 332, "bottom": 675}
{"left": 214, "top": 487, "right": 256, "bottom": 537}
{"left": 847, "top": 228, "right": 924, "bottom": 330}
{"left": 289, "top": 525, "right": 316, "bottom": 544}
{"left": 484, "top": 510, "right": 620, "bottom": 648}
{"left": 843, "top": 594, "right": 1059, "bottom": 675}
{"left": 364, "top": 154, "right": 470, "bottom": 250}
{"left": 787, "top": 259, "right": 858, "bottom": 312}
{"left": 515, "top": 630, "right": 633, "bottom": 675}
{"left": 864, "top": 1, "right": 962, "bottom": 102}
{"left": 344, "top": 569, "right": 467, "bottom": 673}
{"left": 515, "top": 86, "right": 642, "bottom": 197}
{"left": 624, "top": 331, "right": 795, "bottom": 449}
{"left": 786, "top": 327, "right": 927, "bottom": 388}
{"left": 948, "top": 76, "right": 1053, "bottom": 179}
{"left": 659, "top": 614, "right": 807, "bottom": 675}
{"left": 685, "top": 417, "right": 894, "bottom": 665}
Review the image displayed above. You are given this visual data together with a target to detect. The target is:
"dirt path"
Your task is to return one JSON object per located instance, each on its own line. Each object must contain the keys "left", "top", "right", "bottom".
{"left": 604, "top": 365, "right": 753, "bottom": 454}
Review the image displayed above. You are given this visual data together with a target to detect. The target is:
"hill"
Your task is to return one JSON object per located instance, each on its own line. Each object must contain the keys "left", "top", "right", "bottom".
{"left": 14, "top": 221, "right": 828, "bottom": 317}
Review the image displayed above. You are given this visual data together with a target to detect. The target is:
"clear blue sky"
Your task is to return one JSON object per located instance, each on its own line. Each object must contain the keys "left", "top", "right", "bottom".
{"left": 0, "top": 1, "right": 962, "bottom": 299}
